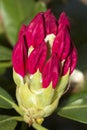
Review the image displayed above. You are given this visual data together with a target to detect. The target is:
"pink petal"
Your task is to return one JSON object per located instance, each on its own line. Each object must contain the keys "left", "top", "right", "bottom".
{"left": 62, "top": 43, "right": 77, "bottom": 75}
{"left": 18, "top": 24, "right": 27, "bottom": 38}
{"left": 52, "top": 12, "right": 71, "bottom": 61}
{"left": 58, "top": 12, "right": 70, "bottom": 30}
{"left": 12, "top": 36, "right": 28, "bottom": 77}
{"left": 60, "top": 27, "right": 71, "bottom": 60}
{"left": 42, "top": 54, "right": 61, "bottom": 88}
{"left": 52, "top": 30, "right": 64, "bottom": 58}
{"left": 27, "top": 41, "right": 47, "bottom": 74}
{"left": 52, "top": 55, "right": 61, "bottom": 88}
{"left": 26, "top": 13, "right": 45, "bottom": 48}
{"left": 44, "top": 9, "right": 58, "bottom": 35}
{"left": 70, "top": 44, "right": 78, "bottom": 74}
{"left": 62, "top": 55, "right": 71, "bottom": 75}
{"left": 52, "top": 27, "right": 71, "bottom": 60}
{"left": 12, "top": 25, "right": 28, "bottom": 77}
{"left": 42, "top": 59, "right": 52, "bottom": 88}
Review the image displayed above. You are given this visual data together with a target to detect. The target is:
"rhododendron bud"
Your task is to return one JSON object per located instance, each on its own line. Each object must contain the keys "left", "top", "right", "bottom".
{"left": 42, "top": 54, "right": 61, "bottom": 88}
{"left": 26, "top": 13, "right": 45, "bottom": 48}
{"left": 28, "top": 41, "right": 47, "bottom": 74}
{"left": 44, "top": 9, "right": 58, "bottom": 35}
{"left": 12, "top": 25, "right": 28, "bottom": 77}
{"left": 12, "top": 10, "right": 77, "bottom": 128}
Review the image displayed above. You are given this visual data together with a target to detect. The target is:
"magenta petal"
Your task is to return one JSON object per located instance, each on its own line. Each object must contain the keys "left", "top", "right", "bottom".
{"left": 58, "top": 12, "right": 70, "bottom": 55}
{"left": 18, "top": 24, "right": 27, "bottom": 38}
{"left": 42, "top": 54, "right": 61, "bottom": 88}
{"left": 26, "top": 13, "right": 45, "bottom": 48}
{"left": 12, "top": 25, "right": 28, "bottom": 77}
{"left": 58, "top": 12, "right": 70, "bottom": 30}
{"left": 70, "top": 44, "right": 77, "bottom": 74}
{"left": 42, "top": 59, "right": 52, "bottom": 88}
{"left": 62, "top": 43, "right": 77, "bottom": 75}
{"left": 52, "top": 27, "right": 71, "bottom": 60}
{"left": 62, "top": 55, "right": 71, "bottom": 75}
{"left": 12, "top": 37, "right": 28, "bottom": 77}
{"left": 60, "top": 27, "right": 71, "bottom": 60}
{"left": 44, "top": 9, "right": 58, "bottom": 35}
{"left": 52, "top": 30, "right": 64, "bottom": 58}
{"left": 52, "top": 55, "right": 61, "bottom": 88}
{"left": 27, "top": 42, "right": 47, "bottom": 74}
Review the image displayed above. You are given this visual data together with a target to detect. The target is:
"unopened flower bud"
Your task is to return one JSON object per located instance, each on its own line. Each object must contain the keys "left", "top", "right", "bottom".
{"left": 12, "top": 25, "right": 28, "bottom": 77}
{"left": 12, "top": 10, "right": 77, "bottom": 127}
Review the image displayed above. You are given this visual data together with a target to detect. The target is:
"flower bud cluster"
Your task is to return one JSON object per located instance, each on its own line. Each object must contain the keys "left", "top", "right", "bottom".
{"left": 12, "top": 10, "right": 77, "bottom": 125}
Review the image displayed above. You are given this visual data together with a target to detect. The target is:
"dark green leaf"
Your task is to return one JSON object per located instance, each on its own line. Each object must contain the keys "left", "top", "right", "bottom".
{"left": 0, "top": 46, "right": 12, "bottom": 61}
{"left": 58, "top": 92, "right": 87, "bottom": 124}
{"left": 0, "top": 68, "right": 6, "bottom": 75}
{"left": 0, "top": 87, "right": 15, "bottom": 109}
{"left": 0, "top": 0, "right": 46, "bottom": 46}
{"left": 0, "top": 61, "right": 12, "bottom": 68}
{"left": 0, "top": 115, "right": 17, "bottom": 130}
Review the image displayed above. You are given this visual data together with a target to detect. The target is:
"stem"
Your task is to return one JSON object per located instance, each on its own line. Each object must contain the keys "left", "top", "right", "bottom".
{"left": 12, "top": 103, "right": 23, "bottom": 116}
{"left": 9, "top": 116, "right": 24, "bottom": 122}
{"left": 32, "top": 122, "right": 48, "bottom": 130}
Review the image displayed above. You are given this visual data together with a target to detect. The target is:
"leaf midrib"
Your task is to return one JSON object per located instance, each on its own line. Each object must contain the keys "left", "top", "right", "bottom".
{"left": 59, "top": 104, "right": 87, "bottom": 110}
{"left": 0, "top": 116, "right": 23, "bottom": 123}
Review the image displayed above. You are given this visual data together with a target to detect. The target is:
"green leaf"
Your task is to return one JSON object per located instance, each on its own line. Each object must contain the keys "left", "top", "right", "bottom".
{"left": 0, "top": 68, "right": 6, "bottom": 75}
{"left": 0, "top": 87, "right": 24, "bottom": 116}
{"left": 32, "top": 122, "right": 48, "bottom": 130}
{"left": 0, "top": 0, "right": 46, "bottom": 46}
{"left": 0, "top": 115, "right": 17, "bottom": 130}
{"left": 58, "top": 92, "right": 87, "bottom": 124}
{"left": 0, "top": 46, "right": 12, "bottom": 61}
{"left": 0, "top": 87, "right": 15, "bottom": 109}
{"left": 0, "top": 45, "right": 12, "bottom": 68}
{"left": 0, "top": 61, "right": 12, "bottom": 68}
